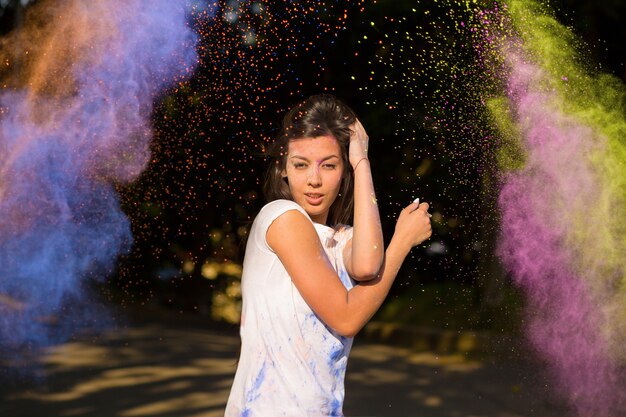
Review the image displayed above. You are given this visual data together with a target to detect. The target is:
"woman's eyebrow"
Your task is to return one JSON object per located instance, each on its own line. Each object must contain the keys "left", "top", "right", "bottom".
{"left": 290, "top": 155, "right": 339, "bottom": 161}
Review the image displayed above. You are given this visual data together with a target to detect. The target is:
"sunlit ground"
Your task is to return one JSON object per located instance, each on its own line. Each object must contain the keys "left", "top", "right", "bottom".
{"left": 0, "top": 308, "right": 564, "bottom": 417}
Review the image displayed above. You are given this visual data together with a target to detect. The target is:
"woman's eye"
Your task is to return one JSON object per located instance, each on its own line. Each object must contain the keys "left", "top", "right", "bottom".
{"left": 294, "top": 163, "right": 307, "bottom": 169}
{"left": 323, "top": 164, "right": 336, "bottom": 169}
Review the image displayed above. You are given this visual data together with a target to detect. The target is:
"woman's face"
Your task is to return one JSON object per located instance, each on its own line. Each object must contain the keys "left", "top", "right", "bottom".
{"left": 282, "top": 135, "right": 344, "bottom": 225}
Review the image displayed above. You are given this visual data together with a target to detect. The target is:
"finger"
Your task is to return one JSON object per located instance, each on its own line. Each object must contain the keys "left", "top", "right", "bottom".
{"left": 349, "top": 121, "right": 358, "bottom": 134}
{"left": 418, "top": 202, "right": 432, "bottom": 218}
{"left": 404, "top": 200, "right": 420, "bottom": 212}
{"left": 353, "top": 119, "right": 367, "bottom": 135}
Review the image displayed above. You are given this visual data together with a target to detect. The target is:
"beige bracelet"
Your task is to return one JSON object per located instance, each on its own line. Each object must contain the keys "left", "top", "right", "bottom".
{"left": 353, "top": 157, "right": 369, "bottom": 172}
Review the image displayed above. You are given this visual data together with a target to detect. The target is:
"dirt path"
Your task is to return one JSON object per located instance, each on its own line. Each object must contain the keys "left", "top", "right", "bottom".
{"left": 0, "top": 309, "right": 564, "bottom": 417}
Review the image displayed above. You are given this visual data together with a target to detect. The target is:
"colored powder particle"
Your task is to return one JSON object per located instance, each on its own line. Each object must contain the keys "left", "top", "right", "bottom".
{"left": 0, "top": 0, "right": 197, "bottom": 349}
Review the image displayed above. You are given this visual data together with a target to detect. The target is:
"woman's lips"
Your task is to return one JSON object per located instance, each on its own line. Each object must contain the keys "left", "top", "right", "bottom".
{"left": 304, "top": 193, "right": 323, "bottom": 205}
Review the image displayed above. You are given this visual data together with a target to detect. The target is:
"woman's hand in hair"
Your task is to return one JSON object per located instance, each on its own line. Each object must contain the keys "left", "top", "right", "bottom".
{"left": 348, "top": 119, "right": 369, "bottom": 169}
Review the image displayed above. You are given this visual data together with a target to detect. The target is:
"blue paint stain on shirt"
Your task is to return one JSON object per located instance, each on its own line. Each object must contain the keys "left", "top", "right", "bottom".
{"left": 241, "top": 360, "right": 267, "bottom": 416}
{"left": 329, "top": 343, "right": 344, "bottom": 362}
{"left": 330, "top": 397, "right": 343, "bottom": 416}
{"left": 338, "top": 269, "right": 353, "bottom": 288}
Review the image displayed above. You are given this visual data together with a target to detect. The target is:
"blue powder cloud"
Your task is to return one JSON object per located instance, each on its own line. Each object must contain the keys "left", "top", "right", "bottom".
{"left": 0, "top": 0, "right": 199, "bottom": 349}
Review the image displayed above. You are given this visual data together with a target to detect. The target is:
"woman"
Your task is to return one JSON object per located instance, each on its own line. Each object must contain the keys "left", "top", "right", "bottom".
{"left": 225, "top": 94, "right": 432, "bottom": 416}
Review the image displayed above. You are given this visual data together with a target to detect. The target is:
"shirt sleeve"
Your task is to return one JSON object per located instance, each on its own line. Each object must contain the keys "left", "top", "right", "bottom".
{"left": 331, "top": 224, "right": 353, "bottom": 270}
{"left": 252, "top": 199, "right": 310, "bottom": 253}
{"left": 333, "top": 224, "right": 353, "bottom": 249}
{"left": 332, "top": 224, "right": 355, "bottom": 289}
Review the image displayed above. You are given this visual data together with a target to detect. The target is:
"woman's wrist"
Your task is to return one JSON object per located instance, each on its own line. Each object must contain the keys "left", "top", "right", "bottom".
{"left": 388, "top": 234, "right": 413, "bottom": 258}
{"left": 352, "top": 157, "right": 369, "bottom": 171}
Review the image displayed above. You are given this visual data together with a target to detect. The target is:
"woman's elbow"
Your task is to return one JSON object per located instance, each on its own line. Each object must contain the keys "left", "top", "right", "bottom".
{"left": 351, "top": 262, "right": 382, "bottom": 282}
{"left": 333, "top": 322, "right": 362, "bottom": 338}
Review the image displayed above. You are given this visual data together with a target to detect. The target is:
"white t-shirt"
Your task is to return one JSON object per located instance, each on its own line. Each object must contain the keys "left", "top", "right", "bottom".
{"left": 225, "top": 199, "right": 355, "bottom": 417}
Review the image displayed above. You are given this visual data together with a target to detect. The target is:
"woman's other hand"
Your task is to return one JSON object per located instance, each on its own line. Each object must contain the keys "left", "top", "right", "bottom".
{"left": 393, "top": 201, "right": 432, "bottom": 251}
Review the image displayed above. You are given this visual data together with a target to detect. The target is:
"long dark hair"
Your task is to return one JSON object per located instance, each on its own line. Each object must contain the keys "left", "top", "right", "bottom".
{"left": 263, "top": 94, "right": 357, "bottom": 226}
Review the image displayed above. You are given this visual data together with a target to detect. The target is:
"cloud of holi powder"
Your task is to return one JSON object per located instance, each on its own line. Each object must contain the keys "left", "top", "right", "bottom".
{"left": 0, "top": 0, "right": 197, "bottom": 348}
{"left": 479, "top": 1, "right": 626, "bottom": 415}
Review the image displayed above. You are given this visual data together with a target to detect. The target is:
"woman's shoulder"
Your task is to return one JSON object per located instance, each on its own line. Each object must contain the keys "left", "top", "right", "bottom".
{"left": 254, "top": 199, "right": 310, "bottom": 231}
{"left": 258, "top": 199, "right": 307, "bottom": 218}
{"left": 260, "top": 198, "right": 302, "bottom": 211}
{"left": 251, "top": 200, "right": 313, "bottom": 253}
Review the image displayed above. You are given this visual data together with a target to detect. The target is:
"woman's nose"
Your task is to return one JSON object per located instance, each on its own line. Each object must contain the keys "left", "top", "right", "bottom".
{"left": 307, "top": 166, "right": 321, "bottom": 186}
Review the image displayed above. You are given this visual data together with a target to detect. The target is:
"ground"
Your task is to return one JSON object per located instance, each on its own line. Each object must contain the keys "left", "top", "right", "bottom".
{"left": 0, "top": 307, "right": 566, "bottom": 417}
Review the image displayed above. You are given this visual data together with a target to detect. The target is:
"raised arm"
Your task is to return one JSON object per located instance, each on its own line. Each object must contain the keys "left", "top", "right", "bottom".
{"left": 267, "top": 200, "right": 432, "bottom": 338}
{"left": 343, "top": 119, "right": 384, "bottom": 281}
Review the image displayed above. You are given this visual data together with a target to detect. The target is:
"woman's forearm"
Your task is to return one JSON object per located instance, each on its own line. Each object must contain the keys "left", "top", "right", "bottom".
{"left": 350, "top": 158, "right": 384, "bottom": 277}
{"left": 335, "top": 199, "right": 431, "bottom": 338}
{"left": 337, "top": 237, "right": 411, "bottom": 337}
